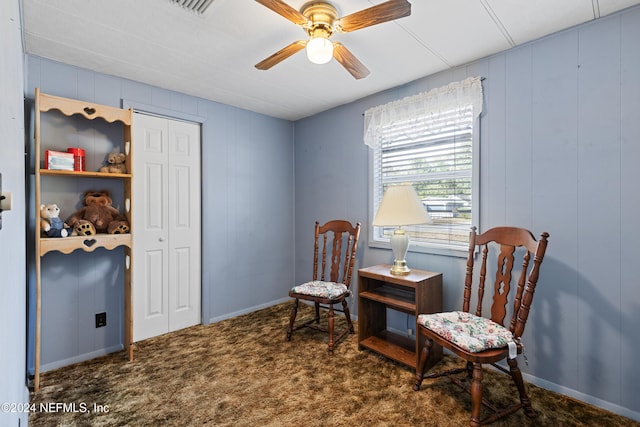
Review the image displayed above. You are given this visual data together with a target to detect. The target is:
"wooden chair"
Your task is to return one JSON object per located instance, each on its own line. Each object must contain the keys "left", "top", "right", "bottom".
{"left": 286, "top": 220, "right": 361, "bottom": 354}
{"left": 413, "top": 226, "right": 549, "bottom": 427}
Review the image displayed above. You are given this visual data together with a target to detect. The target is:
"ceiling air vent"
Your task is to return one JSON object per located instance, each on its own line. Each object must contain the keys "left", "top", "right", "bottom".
{"left": 170, "top": 0, "right": 215, "bottom": 15}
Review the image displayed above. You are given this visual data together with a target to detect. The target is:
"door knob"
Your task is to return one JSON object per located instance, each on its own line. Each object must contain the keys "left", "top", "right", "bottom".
{"left": 158, "top": 237, "right": 166, "bottom": 242}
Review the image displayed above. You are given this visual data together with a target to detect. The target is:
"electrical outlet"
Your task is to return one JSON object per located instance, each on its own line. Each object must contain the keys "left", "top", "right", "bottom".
{"left": 407, "top": 328, "right": 413, "bottom": 336}
{"left": 95, "top": 312, "right": 106, "bottom": 328}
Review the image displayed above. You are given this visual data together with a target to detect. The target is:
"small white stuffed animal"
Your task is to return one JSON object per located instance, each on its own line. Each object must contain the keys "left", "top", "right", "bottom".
{"left": 40, "top": 204, "right": 71, "bottom": 237}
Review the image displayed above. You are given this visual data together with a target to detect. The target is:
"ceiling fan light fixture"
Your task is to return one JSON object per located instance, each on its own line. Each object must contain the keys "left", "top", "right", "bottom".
{"left": 306, "top": 37, "right": 334, "bottom": 64}
{"left": 255, "top": 0, "right": 412, "bottom": 79}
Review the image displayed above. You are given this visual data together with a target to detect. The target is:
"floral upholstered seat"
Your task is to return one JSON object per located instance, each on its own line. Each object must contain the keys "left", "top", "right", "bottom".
{"left": 290, "top": 280, "right": 349, "bottom": 300}
{"left": 417, "top": 311, "right": 514, "bottom": 353}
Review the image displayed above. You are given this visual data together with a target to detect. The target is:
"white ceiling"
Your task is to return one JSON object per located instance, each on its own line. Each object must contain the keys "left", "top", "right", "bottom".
{"left": 22, "top": 0, "right": 640, "bottom": 121}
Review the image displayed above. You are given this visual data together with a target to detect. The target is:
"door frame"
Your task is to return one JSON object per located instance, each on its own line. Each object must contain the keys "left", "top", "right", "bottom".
{"left": 123, "top": 99, "right": 206, "bottom": 326}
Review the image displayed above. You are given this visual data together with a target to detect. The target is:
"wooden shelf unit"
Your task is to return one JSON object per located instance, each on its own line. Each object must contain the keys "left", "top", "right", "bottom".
{"left": 33, "top": 88, "right": 134, "bottom": 391}
{"left": 358, "top": 265, "right": 443, "bottom": 371}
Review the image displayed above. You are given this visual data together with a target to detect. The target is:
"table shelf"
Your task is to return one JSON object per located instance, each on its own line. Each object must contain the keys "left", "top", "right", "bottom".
{"left": 359, "top": 332, "right": 416, "bottom": 368}
{"left": 360, "top": 286, "right": 416, "bottom": 312}
{"left": 358, "top": 265, "right": 443, "bottom": 371}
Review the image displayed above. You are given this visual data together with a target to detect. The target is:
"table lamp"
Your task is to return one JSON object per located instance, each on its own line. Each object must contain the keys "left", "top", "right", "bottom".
{"left": 372, "top": 184, "right": 430, "bottom": 275}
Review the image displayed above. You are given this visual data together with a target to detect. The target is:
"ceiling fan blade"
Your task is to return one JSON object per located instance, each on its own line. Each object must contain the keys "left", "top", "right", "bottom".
{"left": 333, "top": 43, "right": 370, "bottom": 80}
{"left": 255, "top": 40, "right": 307, "bottom": 70}
{"left": 255, "top": 0, "right": 308, "bottom": 26}
{"left": 337, "top": 0, "right": 411, "bottom": 33}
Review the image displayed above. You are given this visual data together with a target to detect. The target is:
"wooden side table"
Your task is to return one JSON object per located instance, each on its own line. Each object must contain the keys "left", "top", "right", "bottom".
{"left": 358, "top": 264, "right": 443, "bottom": 371}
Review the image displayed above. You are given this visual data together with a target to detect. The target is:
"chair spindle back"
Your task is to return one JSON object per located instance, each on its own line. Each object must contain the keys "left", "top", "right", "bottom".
{"left": 463, "top": 226, "right": 549, "bottom": 338}
{"left": 312, "top": 220, "right": 361, "bottom": 288}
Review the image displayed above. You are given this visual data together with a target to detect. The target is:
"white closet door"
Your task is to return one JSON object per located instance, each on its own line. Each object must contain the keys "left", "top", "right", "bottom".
{"left": 133, "top": 113, "right": 201, "bottom": 341}
{"left": 167, "top": 119, "right": 201, "bottom": 332}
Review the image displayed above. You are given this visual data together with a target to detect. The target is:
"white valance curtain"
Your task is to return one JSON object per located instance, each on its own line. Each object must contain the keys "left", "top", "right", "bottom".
{"left": 363, "top": 76, "right": 484, "bottom": 149}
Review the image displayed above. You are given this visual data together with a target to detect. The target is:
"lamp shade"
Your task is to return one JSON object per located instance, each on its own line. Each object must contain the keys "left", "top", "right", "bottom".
{"left": 306, "top": 37, "right": 334, "bottom": 64}
{"left": 372, "top": 184, "right": 430, "bottom": 226}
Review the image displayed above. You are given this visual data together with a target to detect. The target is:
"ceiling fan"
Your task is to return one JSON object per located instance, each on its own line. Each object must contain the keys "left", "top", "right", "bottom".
{"left": 254, "top": 0, "right": 412, "bottom": 79}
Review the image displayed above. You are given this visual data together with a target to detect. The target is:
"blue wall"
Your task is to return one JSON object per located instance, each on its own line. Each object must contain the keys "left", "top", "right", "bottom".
{"left": 294, "top": 5, "right": 640, "bottom": 421}
{"left": 25, "top": 56, "right": 295, "bottom": 372}
{"left": 4, "top": 2, "right": 639, "bottom": 424}
{"left": 0, "top": 0, "right": 29, "bottom": 426}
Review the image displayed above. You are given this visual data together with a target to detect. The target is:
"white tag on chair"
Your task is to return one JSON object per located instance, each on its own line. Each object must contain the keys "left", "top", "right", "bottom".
{"left": 508, "top": 340, "right": 517, "bottom": 360}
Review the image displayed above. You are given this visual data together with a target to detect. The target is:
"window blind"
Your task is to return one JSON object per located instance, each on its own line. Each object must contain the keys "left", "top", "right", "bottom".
{"left": 367, "top": 77, "right": 483, "bottom": 252}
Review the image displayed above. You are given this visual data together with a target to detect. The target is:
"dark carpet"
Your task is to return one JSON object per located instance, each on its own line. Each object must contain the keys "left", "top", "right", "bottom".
{"left": 29, "top": 303, "right": 639, "bottom": 426}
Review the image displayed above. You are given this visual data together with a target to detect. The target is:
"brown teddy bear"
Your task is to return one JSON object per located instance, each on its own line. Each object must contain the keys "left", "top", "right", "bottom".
{"left": 66, "top": 190, "right": 130, "bottom": 235}
{"left": 99, "top": 151, "right": 127, "bottom": 174}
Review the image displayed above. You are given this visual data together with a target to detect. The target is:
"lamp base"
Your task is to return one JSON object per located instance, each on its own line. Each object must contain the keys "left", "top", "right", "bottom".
{"left": 389, "top": 228, "right": 411, "bottom": 276}
{"left": 390, "top": 259, "right": 410, "bottom": 276}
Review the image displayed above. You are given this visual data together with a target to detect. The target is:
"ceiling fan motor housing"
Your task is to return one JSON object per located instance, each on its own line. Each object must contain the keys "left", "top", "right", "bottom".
{"left": 302, "top": 2, "right": 338, "bottom": 38}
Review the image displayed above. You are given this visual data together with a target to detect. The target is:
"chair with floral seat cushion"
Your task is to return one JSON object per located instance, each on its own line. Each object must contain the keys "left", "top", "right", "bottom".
{"left": 286, "top": 220, "right": 361, "bottom": 354}
{"left": 413, "top": 226, "right": 549, "bottom": 427}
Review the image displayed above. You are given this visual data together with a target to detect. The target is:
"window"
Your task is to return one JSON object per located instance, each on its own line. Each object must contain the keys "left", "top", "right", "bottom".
{"left": 364, "top": 77, "right": 483, "bottom": 255}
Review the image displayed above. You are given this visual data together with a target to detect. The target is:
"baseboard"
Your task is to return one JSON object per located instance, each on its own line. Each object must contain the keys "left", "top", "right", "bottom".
{"left": 431, "top": 349, "right": 640, "bottom": 422}
{"left": 207, "top": 297, "right": 290, "bottom": 324}
{"left": 40, "top": 344, "right": 124, "bottom": 373}
{"left": 207, "top": 298, "right": 360, "bottom": 325}
{"left": 521, "top": 372, "right": 640, "bottom": 422}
